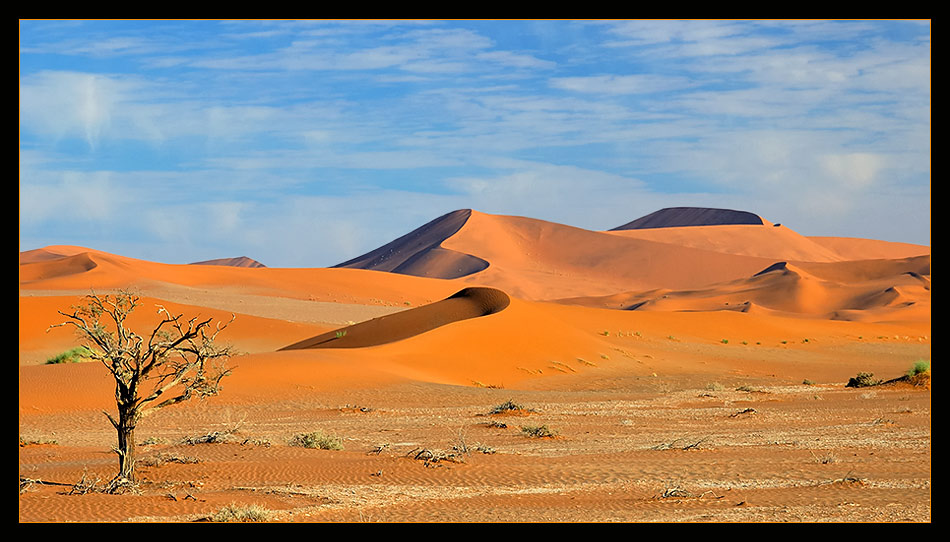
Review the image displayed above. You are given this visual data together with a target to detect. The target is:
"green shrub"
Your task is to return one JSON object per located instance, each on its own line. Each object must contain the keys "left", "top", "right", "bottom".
{"left": 45, "top": 346, "right": 95, "bottom": 364}
{"left": 907, "top": 360, "right": 930, "bottom": 377}
{"left": 291, "top": 431, "right": 343, "bottom": 450}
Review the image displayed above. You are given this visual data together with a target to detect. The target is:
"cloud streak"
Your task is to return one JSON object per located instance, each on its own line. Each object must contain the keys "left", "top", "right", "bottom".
{"left": 19, "top": 20, "right": 931, "bottom": 265}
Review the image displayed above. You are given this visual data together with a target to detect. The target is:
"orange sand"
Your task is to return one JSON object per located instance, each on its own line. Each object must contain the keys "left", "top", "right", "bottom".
{"left": 19, "top": 209, "right": 930, "bottom": 523}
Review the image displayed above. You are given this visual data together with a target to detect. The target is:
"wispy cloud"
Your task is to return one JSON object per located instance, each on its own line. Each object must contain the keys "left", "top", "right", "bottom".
{"left": 19, "top": 20, "right": 931, "bottom": 265}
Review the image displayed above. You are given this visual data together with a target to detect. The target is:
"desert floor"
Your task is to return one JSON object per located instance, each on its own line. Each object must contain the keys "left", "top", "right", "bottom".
{"left": 19, "top": 288, "right": 931, "bottom": 523}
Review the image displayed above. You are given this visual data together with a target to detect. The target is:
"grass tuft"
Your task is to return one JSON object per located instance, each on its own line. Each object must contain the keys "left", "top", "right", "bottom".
{"left": 211, "top": 503, "right": 272, "bottom": 522}
{"left": 290, "top": 430, "right": 344, "bottom": 450}
{"left": 45, "top": 346, "right": 95, "bottom": 364}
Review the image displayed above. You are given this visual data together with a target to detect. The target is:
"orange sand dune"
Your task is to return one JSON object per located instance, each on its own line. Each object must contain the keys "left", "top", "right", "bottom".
{"left": 605, "top": 224, "right": 845, "bottom": 262}
{"left": 557, "top": 257, "right": 930, "bottom": 324}
{"left": 808, "top": 236, "right": 930, "bottom": 260}
{"left": 20, "top": 245, "right": 462, "bottom": 308}
{"left": 335, "top": 209, "right": 488, "bottom": 279}
{"left": 333, "top": 209, "right": 907, "bottom": 301}
{"left": 189, "top": 256, "right": 266, "bottom": 268}
{"left": 281, "top": 287, "right": 510, "bottom": 350}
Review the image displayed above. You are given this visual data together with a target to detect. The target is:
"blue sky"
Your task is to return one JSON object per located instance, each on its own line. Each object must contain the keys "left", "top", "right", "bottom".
{"left": 20, "top": 20, "right": 931, "bottom": 267}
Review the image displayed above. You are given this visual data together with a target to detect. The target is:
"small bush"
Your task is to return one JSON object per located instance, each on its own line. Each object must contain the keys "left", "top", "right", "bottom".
{"left": 291, "top": 431, "right": 343, "bottom": 450}
{"left": 45, "top": 346, "right": 95, "bottom": 364}
{"left": 211, "top": 503, "right": 272, "bottom": 522}
{"left": 846, "top": 372, "right": 881, "bottom": 388}
{"left": 489, "top": 400, "right": 535, "bottom": 415}
{"left": 705, "top": 382, "right": 725, "bottom": 391}
{"left": 521, "top": 425, "right": 557, "bottom": 438}
{"left": 907, "top": 360, "right": 930, "bottom": 377}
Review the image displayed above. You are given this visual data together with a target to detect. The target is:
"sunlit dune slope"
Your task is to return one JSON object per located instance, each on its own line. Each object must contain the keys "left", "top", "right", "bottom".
{"left": 808, "top": 236, "right": 930, "bottom": 260}
{"left": 332, "top": 208, "right": 916, "bottom": 300}
{"left": 557, "top": 255, "right": 930, "bottom": 323}
{"left": 19, "top": 245, "right": 461, "bottom": 307}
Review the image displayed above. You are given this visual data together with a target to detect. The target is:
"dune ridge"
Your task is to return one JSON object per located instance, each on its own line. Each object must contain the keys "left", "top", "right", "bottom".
{"left": 333, "top": 209, "right": 489, "bottom": 279}
{"left": 189, "top": 256, "right": 266, "bottom": 268}
{"left": 280, "top": 287, "right": 510, "bottom": 350}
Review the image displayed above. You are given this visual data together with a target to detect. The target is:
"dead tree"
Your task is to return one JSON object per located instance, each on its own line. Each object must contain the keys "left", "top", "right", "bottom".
{"left": 50, "top": 291, "right": 234, "bottom": 486}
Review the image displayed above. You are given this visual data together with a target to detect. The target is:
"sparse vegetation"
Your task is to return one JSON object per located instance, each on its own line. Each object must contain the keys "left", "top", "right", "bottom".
{"left": 802, "top": 379, "right": 815, "bottom": 386}
{"left": 811, "top": 451, "right": 838, "bottom": 464}
{"left": 291, "top": 430, "right": 344, "bottom": 450}
{"left": 521, "top": 425, "right": 557, "bottom": 438}
{"left": 846, "top": 372, "right": 882, "bottom": 388}
{"left": 139, "top": 452, "right": 200, "bottom": 467}
{"left": 907, "top": 360, "right": 930, "bottom": 377}
{"left": 211, "top": 503, "right": 272, "bottom": 522}
{"left": 705, "top": 382, "right": 725, "bottom": 392}
{"left": 19, "top": 436, "right": 58, "bottom": 447}
{"left": 44, "top": 346, "right": 95, "bottom": 364}
{"left": 651, "top": 436, "right": 709, "bottom": 451}
{"left": 720, "top": 339, "right": 729, "bottom": 344}
{"left": 489, "top": 400, "right": 536, "bottom": 415}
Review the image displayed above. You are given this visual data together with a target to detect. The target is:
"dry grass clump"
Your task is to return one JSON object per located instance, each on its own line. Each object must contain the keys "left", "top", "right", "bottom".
{"left": 211, "top": 503, "right": 272, "bottom": 522}
{"left": 846, "top": 372, "right": 882, "bottom": 388}
{"left": 520, "top": 425, "right": 557, "bottom": 439}
{"left": 290, "top": 431, "right": 344, "bottom": 450}
{"left": 489, "top": 400, "right": 537, "bottom": 416}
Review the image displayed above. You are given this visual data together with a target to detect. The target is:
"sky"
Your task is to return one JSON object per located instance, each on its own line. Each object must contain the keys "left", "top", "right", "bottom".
{"left": 20, "top": 20, "right": 931, "bottom": 268}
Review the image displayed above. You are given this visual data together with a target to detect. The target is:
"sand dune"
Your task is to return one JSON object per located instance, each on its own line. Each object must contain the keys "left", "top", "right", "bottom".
{"left": 18, "top": 207, "right": 931, "bottom": 522}
{"left": 610, "top": 206, "right": 766, "bottom": 229}
{"left": 281, "top": 287, "right": 510, "bottom": 350}
{"left": 189, "top": 256, "right": 267, "bottom": 268}
{"left": 333, "top": 208, "right": 925, "bottom": 301}
{"left": 557, "top": 257, "right": 930, "bottom": 323}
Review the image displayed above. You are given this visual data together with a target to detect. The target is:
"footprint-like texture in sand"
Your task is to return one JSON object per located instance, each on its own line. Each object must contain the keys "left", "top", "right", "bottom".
{"left": 280, "top": 287, "right": 510, "bottom": 350}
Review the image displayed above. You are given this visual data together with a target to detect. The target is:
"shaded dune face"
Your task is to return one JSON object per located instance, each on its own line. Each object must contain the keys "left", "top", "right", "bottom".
{"left": 280, "top": 287, "right": 510, "bottom": 350}
{"left": 610, "top": 207, "right": 765, "bottom": 230}
{"left": 333, "top": 209, "right": 489, "bottom": 279}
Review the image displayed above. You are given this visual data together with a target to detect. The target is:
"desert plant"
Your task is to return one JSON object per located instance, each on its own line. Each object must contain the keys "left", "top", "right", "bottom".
{"left": 846, "top": 372, "right": 882, "bottom": 388}
{"left": 521, "top": 425, "right": 557, "bottom": 438}
{"left": 720, "top": 339, "right": 729, "bottom": 344}
{"left": 211, "top": 503, "right": 272, "bottom": 522}
{"left": 907, "top": 360, "right": 930, "bottom": 377}
{"left": 489, "top": 400, "right": 535, "bottom": 415}
{"left": 291, "top": 430, "right": 343, "bottom": 450}
{"left": 45, "top": 346, "right": 96, "bottom": 364}
{"left": 49, "top": 292, "right": 234, "bottom": 485}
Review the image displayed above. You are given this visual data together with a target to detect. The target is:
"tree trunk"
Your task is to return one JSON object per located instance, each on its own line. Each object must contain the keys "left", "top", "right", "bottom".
{"left": 116, "top": 404, "right": 137, "bottom": 482}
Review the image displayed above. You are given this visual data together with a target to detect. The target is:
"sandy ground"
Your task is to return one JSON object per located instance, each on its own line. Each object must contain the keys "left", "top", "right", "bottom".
{"left": 18, "top": 224, "right": 930, "bottom": 523}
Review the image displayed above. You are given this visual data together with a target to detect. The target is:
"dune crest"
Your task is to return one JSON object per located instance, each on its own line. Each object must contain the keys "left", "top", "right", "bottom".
{"left": 333, "top": 209, "right": 489, "bottom": 279}
{"left": 189, "top": 256, "right": 266, "bottom": 268}
{"left": 280, "top": 287, "right": 510, "bottom": 350}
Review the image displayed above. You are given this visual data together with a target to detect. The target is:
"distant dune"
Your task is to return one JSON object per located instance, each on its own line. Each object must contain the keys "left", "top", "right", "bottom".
{"left": 332, "top": 208, "right": 930, "bottom": 301}
{"left": 610, "top": 207, "right": 765, "bottom": 230}
{"left": 334, "top": 209, "right": 489, "bottom": 279}
{"left": 189, "top": 256, "right": 266, "bottom": 268}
